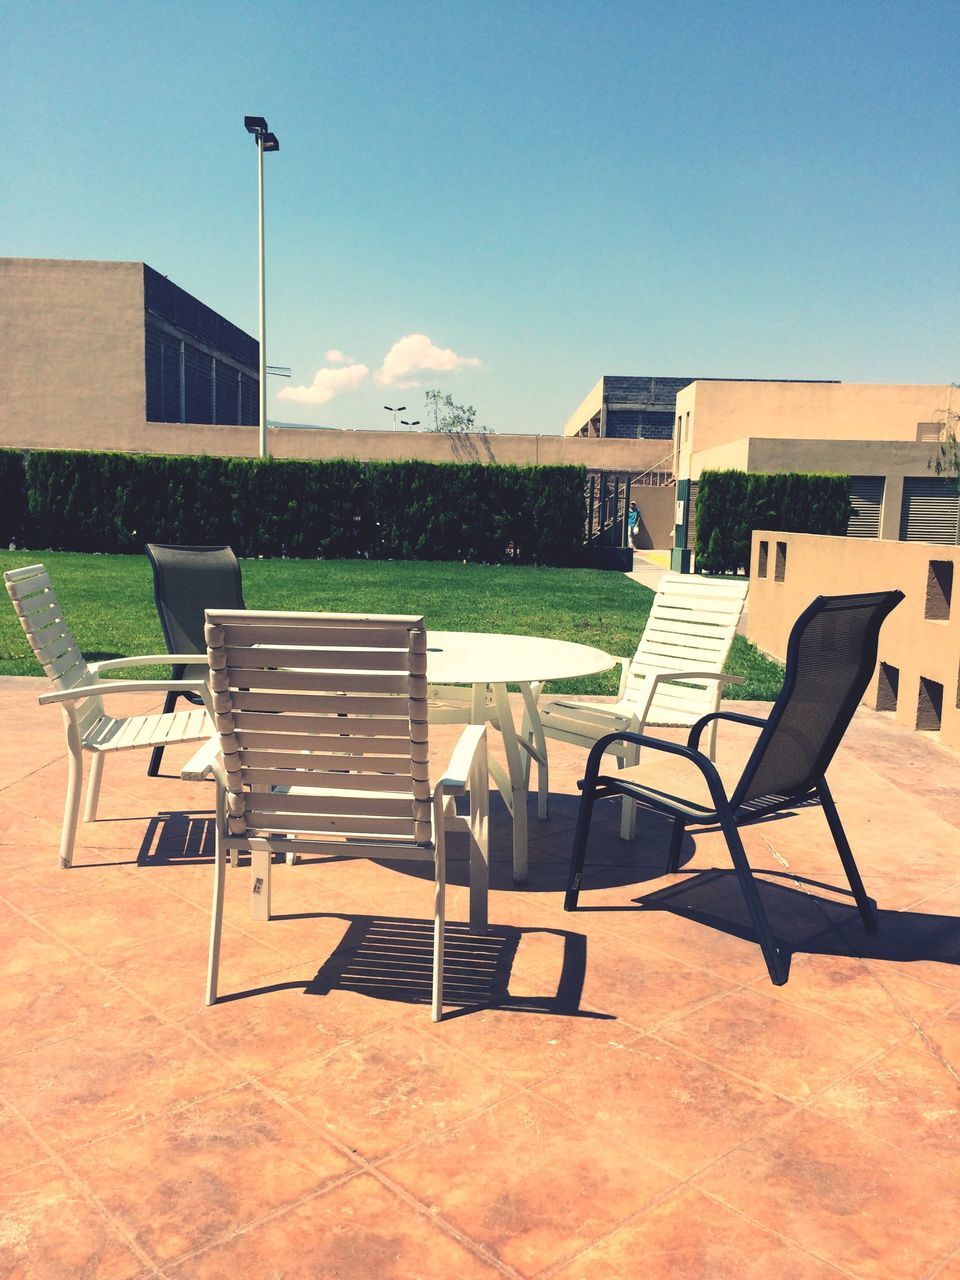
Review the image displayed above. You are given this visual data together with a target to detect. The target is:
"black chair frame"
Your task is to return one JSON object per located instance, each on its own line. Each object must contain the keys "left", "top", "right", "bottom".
{"left": 565, "top": 589, "right": 905, "bottom": 986}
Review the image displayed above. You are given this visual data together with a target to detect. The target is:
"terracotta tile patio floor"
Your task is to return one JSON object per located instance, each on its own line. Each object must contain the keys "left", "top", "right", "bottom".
{"left": 2, "top": 673, "right": 960, "bottom": 1279}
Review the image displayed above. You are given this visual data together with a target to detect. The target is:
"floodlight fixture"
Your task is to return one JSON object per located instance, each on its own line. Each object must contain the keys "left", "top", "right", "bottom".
{"left": 244, "top": 116, "right": 269, "bottom": 135}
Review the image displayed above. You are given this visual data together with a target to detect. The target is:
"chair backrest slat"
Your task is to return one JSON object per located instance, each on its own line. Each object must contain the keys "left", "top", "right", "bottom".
{"left": 624, "top": 573, "right": 748, "bottom": 718}
{"left": 733, "top": 590, "right": 904, "bottom": 806}
{"left": 205, "top": 610, "right": 433, "bottom": 848}
{"left": 4, "top": 564, "right": 103, "bottom": 732}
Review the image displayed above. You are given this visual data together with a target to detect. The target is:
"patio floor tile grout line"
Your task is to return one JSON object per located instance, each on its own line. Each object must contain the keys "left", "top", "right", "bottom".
{"left": 0, "top": 1082, "right": 165, "bottom": 1278}
{"left": 530, "top": 1171, "right": 860, "bottom": 1280}
{"left": 235, "top": 1069, "right": 530, "bottom": 1280}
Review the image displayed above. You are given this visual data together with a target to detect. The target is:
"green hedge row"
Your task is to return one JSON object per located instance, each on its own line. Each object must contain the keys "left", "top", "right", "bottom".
{"left": 2, "top": 448, "right": 587, "bottom": 566}
{"left": 695, "top": 470, "right": 851, "bottom": 574}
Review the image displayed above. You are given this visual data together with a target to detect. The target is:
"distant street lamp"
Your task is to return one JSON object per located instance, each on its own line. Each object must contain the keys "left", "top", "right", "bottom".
{"left": 401, "top": 419, "right": 420, "bottom": 431}
{"left": 384, "top": 405, "right": 406, "bottom": 432}
{"left": 244, "top": 115, "right": 280, "bottom": 458}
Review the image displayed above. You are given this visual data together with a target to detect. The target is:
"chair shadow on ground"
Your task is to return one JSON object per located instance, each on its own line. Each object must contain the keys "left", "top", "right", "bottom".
{"left": 132, "top": 814, "right": 609, "bottom": 1020}
{"left": 578, "top": 865, "right": 960, "bottom": 983}
{"left": 131, "top": 807, "right": 960, "bottom": 989}
{"left": 219, "top": 914, "right": 613, "bottom": 1022}
{"left": 134, "top": 810, "right": 217, "bottom": 865}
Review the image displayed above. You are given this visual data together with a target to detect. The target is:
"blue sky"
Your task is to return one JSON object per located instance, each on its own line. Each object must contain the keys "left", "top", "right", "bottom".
{"left": 5, "top": 0, "right": 957, "bottom": 434}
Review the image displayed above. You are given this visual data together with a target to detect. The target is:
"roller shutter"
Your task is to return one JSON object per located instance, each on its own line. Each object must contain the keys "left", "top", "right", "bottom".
{"left": 899, "top": 477, "right": 960, "bottom": 544}
{"left": 847, "top": 476, "right": 884, "bottom": 538}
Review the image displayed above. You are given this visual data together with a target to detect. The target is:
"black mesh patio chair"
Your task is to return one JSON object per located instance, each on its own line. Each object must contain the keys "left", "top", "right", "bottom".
{"left": 144, "top": 544, "right": 245, "bottom": 776}
{"left": 565, "top": 590, "right": 904, "bottom": 985}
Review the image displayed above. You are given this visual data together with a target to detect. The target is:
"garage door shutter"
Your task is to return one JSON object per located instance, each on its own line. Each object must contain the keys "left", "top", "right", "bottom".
{"left": 899, "top": 476, "right": 960, "bottom": 544}
{"left": 847, "top": 476, "right": 884, "bottom": 538}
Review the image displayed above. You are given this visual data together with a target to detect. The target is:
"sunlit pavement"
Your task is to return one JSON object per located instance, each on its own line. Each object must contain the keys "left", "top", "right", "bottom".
{"left": 2, "top": 675, "right": 959, "bottom": 1279}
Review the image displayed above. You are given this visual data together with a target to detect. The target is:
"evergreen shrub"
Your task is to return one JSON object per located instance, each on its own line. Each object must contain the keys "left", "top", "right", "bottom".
{"left": 21, "top": 449, "right": 587, "bottom": 566}
{"left": 0, "top": 449, "right": 27, "bottom": 546}
{"left": 695, "top": 470, "right": 851, "bottom": 574}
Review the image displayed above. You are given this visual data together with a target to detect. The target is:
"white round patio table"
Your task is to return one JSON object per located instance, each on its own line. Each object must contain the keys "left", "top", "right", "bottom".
{"left": 426, "top": 632, "right": 616, "bottom": 882}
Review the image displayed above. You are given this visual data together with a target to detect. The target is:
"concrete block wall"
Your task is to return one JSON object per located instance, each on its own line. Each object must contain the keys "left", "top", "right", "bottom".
{"left": 747, "top": 531, "right": 960, "bottom": 751}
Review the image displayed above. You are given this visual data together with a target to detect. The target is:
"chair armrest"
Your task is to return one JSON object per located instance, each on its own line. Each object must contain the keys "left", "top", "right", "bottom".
{"left": 581, "top": 728, "right": 730, "bottom": 810}
{"left": 436, "top": 723, "right": 487, "bottom": 795}
{"left": 687, "top": 709, "right": 768, "bottom": 752}
{"left": 87, "top": 653, "right": 209, "bottom": 675}
{"left": 39, "top": 678, "right": 211, "bottom": 707}
{"left": 648, "top": 670, "right": 745, "bottom": 688}
{"left": 181, "top": 735, "right": 226, "bottom": 783}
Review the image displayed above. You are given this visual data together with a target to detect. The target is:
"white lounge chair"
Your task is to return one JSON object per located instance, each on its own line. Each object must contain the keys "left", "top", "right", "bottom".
{"left": 4, "top": 563, "right": 214, "bottom": 868}
{"left": 524, "top": 573, "right": 749, "bottom": 838}
{"left": 201, "top": 609, "right": 489, "bottom": 1022}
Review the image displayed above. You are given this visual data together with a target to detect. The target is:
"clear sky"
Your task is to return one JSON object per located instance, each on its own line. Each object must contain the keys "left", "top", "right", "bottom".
{"left": 5, "top": 0, "right": 958, "bottom": 434}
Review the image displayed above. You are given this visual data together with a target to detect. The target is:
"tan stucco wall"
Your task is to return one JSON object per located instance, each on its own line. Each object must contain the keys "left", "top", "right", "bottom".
{"left": 0, "top": 414, "right": 672, "bottom": 472}
{"left": 747, "top": 531, "right": 960, "bottom": 751}
{"left": 629, "top": 484, "right": 676, "bottom": 549}
{"left": 561, "top": 378, "right": 604, "bottom": 437}
{"left": 675, "top": 380, "right": 954, "bottom": 480}
{"left": 686, "top": 437, "right": 752, "bottom": 477}
{"left": 0, "top": 258, "right": 146, "bottom": 446}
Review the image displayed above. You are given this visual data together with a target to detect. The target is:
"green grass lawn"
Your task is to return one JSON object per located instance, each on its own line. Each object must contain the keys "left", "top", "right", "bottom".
{"left": 0, "top": 550, "right": 784, "bottom": 699}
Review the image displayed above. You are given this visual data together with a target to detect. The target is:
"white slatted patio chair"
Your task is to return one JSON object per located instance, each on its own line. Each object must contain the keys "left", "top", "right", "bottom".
{"left": 523, "top": 574, "right": 749, "bottom": 839}
{"left": 202, "top": 610, "right": 489, "bottom": 1022}
{"left": 4, "top": 563, "right": 214, "bottom": 869}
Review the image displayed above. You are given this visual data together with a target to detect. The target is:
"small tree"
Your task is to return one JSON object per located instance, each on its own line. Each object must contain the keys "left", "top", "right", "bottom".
{"left": 424, "top": 390, "right": 490, "bottom": 434}
{"left": 930, "top": 401, "right": 960, "bottom": 484}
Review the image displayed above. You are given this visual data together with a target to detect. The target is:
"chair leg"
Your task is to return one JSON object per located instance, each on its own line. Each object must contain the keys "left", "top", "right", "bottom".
{"left": 565, "top": 783, "right": 598, "bottom": 910}
{"left": 59, "top": 710, "right": 84, "bottom": 870}
{"left": 206, "top": 815, "right": 227, "bottom": 1006}
{"left": 618, "top": 742, "right": 639, "bottom": 841}
{"left": 667, "top": 817, "right": 685, "bottom": 872}
{"left": 719, "top": 806, "right": 788, "bottom": 986}
{"left": 83, "top": 751, "right": 105, "bottom": 823}
{"left": 146, "top": 690, "right": 181, "bottom": 777}
{"left": 817, "top": 779, "right": 877, "bottom": 933}
{"left": 432, "top": 822, "right": 447, "bottom": 1022}
{"left": 467, "top": 744, "right": 489, "bottom": 935}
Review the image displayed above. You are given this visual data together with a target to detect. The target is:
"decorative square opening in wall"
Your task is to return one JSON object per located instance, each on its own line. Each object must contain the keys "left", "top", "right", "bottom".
{"left": 774, "top": 541, "right": 787, "bottom": 582}
{"left": 877, "top": 662, "right": 899, "bottom": 712}
{"left": 917, "top": 677, "right": 944, "bottom": 732}
{"left": 925, "top": 560, "right": 954, "bottom": 620}
{"left": 757, "top": 541, "right": 768, "bottom": 578}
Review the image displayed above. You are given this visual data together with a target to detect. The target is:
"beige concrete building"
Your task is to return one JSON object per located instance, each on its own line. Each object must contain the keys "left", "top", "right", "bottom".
{"left": 748, "top": 530, "right": 960, "bottom": 750}
{"left": 674, "top": 380, "right": 959, "bottom": 548}
{"left": 0, "top": 257, "right": 260, "bottom": 449}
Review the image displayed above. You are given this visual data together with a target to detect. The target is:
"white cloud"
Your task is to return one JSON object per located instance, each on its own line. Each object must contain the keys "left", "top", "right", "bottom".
{"left": 278, "top": 362, "right": 369, "bottom": 405}
{"left": 325, "top": 349, "right": 349, "bottom": 364}
{"left": 376, "top": 333, "right": 481, "bottom": 387}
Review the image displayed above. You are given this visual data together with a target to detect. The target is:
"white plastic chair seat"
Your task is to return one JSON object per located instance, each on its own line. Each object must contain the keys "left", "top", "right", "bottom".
{"left": 84, "top": 706, "right": 211, "bottom": 752}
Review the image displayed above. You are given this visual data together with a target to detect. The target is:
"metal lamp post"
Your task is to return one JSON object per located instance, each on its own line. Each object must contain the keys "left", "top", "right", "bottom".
{"left": 384, "top": 405, "right": 406, "bottom": 432}
{"left": 401, "top": 419, "right": 420, "bottom": 431}
{"left": 243, "top": 115, "right": 279, "bottom": 459}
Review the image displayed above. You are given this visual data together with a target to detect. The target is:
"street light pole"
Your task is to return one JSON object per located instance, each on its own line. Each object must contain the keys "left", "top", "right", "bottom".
{"left": 244, "top": 116, "right": 279, "bottom": 459}
{"left": 401, "top": 419, "right": 420, "bottom": 431}
{"left": 384, "top": 405, "right": 406, "bottom": 431}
